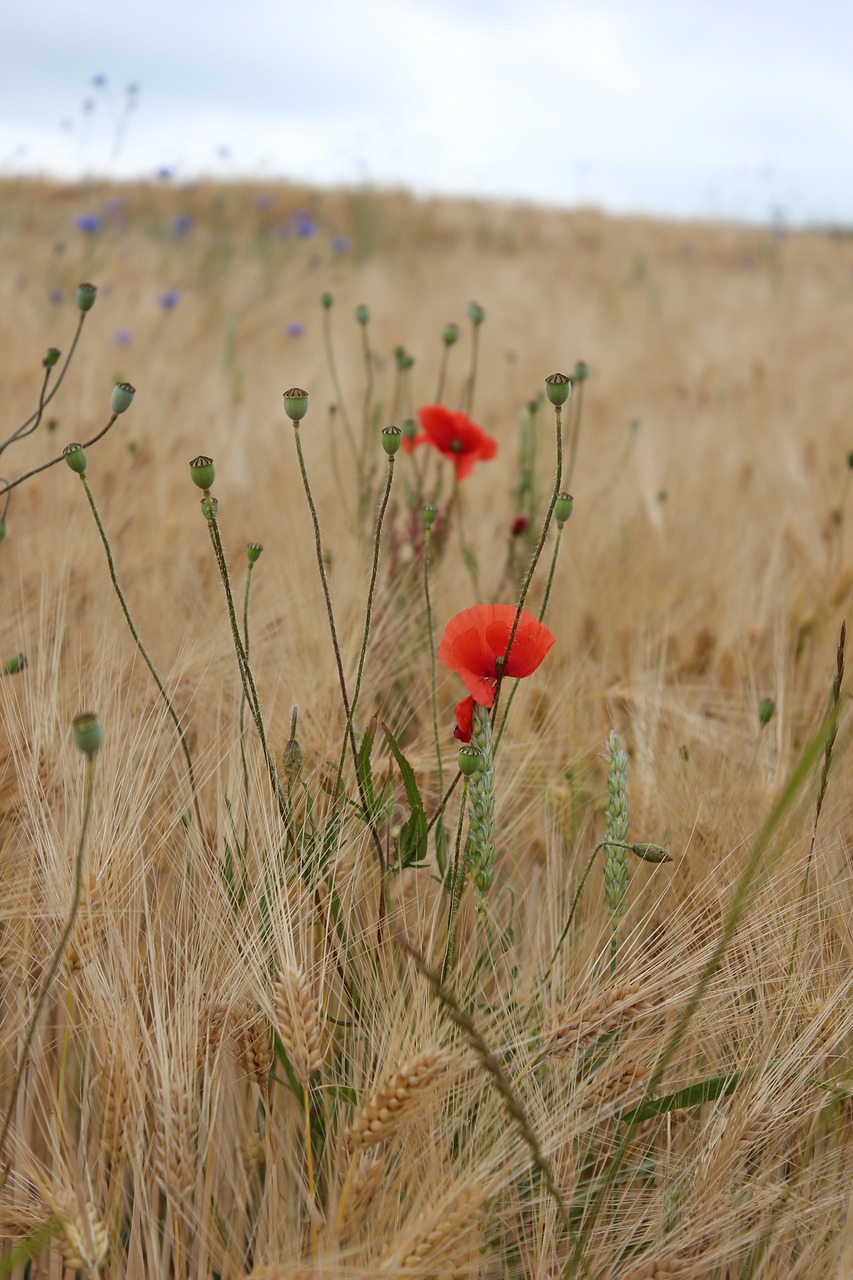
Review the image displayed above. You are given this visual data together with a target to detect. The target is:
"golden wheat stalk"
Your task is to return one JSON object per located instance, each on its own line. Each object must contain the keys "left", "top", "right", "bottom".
{"left": 542, "top": 979, "right": 651, "bottom": 1055}
{"left": 233, "top": 1006, "right": 274, "bottom": 1085}
{"left": 273, "top": 965, "right": 323, "bottom": 1085}
{"left": 379, "top": 1182, "right": 483, "bottom": 1278}
{"left": 347, "top": 1047, "right": 450, "bottom": 1147}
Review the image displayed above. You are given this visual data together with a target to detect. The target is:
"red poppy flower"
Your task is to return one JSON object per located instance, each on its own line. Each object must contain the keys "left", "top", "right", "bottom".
{"left": 439, "top": 604, "right": 556, "bottom": 709}
{"left": 454, "top": 694, "right": 474, "bottom": 742}
{"left": 402, "top": 405, "right": 498, "bottom": 480}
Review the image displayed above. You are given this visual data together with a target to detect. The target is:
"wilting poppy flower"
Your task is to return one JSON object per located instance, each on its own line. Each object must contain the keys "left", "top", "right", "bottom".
{"left": 403, "top": 405, "right": 497, "bottom": 481}
{"left": 454, "top": 694, "right": 475, "bottom": 742}
{"left": 439, "top": 603, "right": 555, "bottom": 709}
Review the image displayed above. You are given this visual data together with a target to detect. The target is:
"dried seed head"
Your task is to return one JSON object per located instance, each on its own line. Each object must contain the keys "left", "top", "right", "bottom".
{"left": 273, "top": 966, "right": 322, "bottom": 1086}
{"left": 197, "top": 1000, "right": 230, "bottom": 1068}
{"left": 63, "top": 442, "right": 87, "bottom": 474}
{"left": 457, "top": 746, "right": 482, "bottom": 777}
{"left": 76, "top": 282, "right": 97, "bottom": 312}
{"left": 247, "top": 541, "right": 263, "bottom": 564}
{"left": 348, "top": 1048, "right": 450, "bottom": 1147}
{"left": 110, "top": 381, "right": 136, "bottom": 414}
{"left": 338, "top": 1152, "right": 385, "bottom": 1240}
{"left": 381, "top": 1183, "right": 483, "bottom": 1278}
{"left": 542, "top": 980, "right": 650, "bottom": 1056}
{"left": 233, "top": 1009, "right": 273, "bottom": 1085}
{"left": 56, "top": 1197, "right": 110, "bottom": 1273}
{"left": 283, "top": 388, "right": 309, "bottom": 422}
{"left": 154, "top": 1079, "right": 198, "bottom": 1196}
{"left": 189, "top": 455, "right": 215, "bottom": 490}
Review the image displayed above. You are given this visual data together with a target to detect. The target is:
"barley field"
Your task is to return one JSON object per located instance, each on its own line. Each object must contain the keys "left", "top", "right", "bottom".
{"left": 1, "top": 178, "right": 853, "bottom": 1279}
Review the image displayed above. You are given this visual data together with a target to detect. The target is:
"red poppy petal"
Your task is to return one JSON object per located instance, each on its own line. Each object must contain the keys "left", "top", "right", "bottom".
{"left": 477, "top": 432, "right": 498, "bottom": 461}
{"left": 453, "top": 695, "right": 474, "bottom": 742}
{"left": 418, "top": 405, "right": 456, "bottom": 449}
{"left": 453, "top": 453, "right": 477, "bottom": 481}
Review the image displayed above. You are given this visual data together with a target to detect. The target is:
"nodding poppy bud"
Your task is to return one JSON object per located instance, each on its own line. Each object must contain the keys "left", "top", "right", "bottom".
{"left": 467, "top": 301, "right": 485, "bottom": 326}
{"left": 354, "top": 304, "right": 370, "bottom": 326}
{"left": 631, "top": 842, "right": 672, "bottom": 864}
{"left": 545, "top": 372, "right": 571, "bottom": 407}
{"left": 442, "top": 322, "right": 460, "bottom": 346}
{"left": 3, "top": 653, "right": 27, "bottom": 675}
{"left": 76, "top": 282, "right": 97, "bottom": 312}
{"left": 110, "top": 381, "right": 136, "bottom": 415}
{"left": 200, "top": 495, "right": 218, "bottom": 521}
{"left": 72, "top": 711, "right": 102, "bottom": 756}
{"left": 423, "top": 504, "right": 438, "bottom": 529}
{"left": 44, "top": 347, "right": 61, "bottom": 368}
{"left": 402, "top": 418, "right": 418, "bottom": 442}
{"left": 247, "top": 542, "right": 263, "bottom": 564}
{"left": 555, "top": 492, "right": 574, "bottom": 525}
{"left": 758, "top": 697, "right": 775, "bottom": 726}
{"left": 189, "top": 455, "right": 215, "bottom": 490}
{"left": 282, "top": 737, "right": 304, "bottom": 784}
{"left": 573, "top": 360, "right": 589, "bottom": 383}
{"left": 63, "top": 443, "right": 87, "bottom": 474}
{"left": 283, "top": 388, "right": 309, "bottom": 422}
{"left": 458, "top": 745, "right": 482, "bottom": 777}
{"left": 381, "top": 426, "right": 402, "bottom": 457}
{"left": 321, "top": 291, "right": 334, "bottom": 310}
{"left": 511, "top": 515, "right": 528, "bottom": 537}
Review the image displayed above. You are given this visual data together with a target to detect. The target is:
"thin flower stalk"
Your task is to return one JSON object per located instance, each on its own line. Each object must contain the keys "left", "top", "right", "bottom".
{"left": 239, "top": 549, "right": 260, "bottom": 853}
{"left": 441, "top": 777, "right": 470, "bottom": 981}
{"left": 321, "top": 303, "right": 358, "bottom": 468}
{"left": 0, "top": 410, "right": 119, "bottom": 501}
{"left": 1, "top": 311, "right": 87, "bottom": 457}
{"left": 423, "top": 524, "right": 444, "bottom": 795}
{"left": 603, "top": 730, "right": 630, "bottom": 975}
{"left": 466, "top": 704, "right": 495, "bottom": 902}
{"left": 79, "top": 473, "right": 203, "bottom": 831}
{"left": 564, "top": 375, "right": 585, "bottom": 492}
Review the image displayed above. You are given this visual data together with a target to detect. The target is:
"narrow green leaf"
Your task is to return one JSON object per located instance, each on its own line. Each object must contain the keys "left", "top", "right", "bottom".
{"left": 617, "top": 1067, "right": 756, "bottom": 1125}
{"left": 383, "top": 721, "right": 424, "bottom": 813}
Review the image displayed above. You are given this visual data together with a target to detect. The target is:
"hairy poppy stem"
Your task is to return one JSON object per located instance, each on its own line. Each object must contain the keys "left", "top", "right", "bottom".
{"left": 491, "top": 399, "right": 564, "bottom": 730}
{"left": 78, "top": 473, "right": 203, "bottom": 832}
{"left": 441, "top": 778, "right": 470, "bottom": 981}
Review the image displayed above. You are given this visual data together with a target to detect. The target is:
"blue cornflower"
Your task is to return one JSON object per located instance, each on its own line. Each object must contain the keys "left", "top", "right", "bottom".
{"left": 293, "top": 211, "right": 318, "bottom": 238}
{"left": 159, "top": 289, "right": 181, "bottom": 310}
{"left": 114, "top": 329, "right": 133, "bottom": 346}
{"left": 284, "top": 322, "right": 306, "bottom": 338}
{"left": 75, "top": 213, "right": 101, "bottom": 234}
{"left": 172, "top": 213, "right": 193, "bottom": 236}
{"left": 331, "top": 235, "right": 350, "bottom": 254}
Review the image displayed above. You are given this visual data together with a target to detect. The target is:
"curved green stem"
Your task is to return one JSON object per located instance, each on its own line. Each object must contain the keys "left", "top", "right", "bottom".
{"left": 0, "top": 750, "right": 96, "bottom": 1169}
{"left": 564, "top": 378, "right": 584, "bottom": 493}
{"left": 80, "top": 474, "right": 202, "bottom": 831}
{"left": 3, "top": 313, "right": 87, "bottom": 451}
{"left": 0, "top": 412, "right": 118, "bottom": 501}
{"left": 423, "top": 528, "right": 444, "bottom": 796}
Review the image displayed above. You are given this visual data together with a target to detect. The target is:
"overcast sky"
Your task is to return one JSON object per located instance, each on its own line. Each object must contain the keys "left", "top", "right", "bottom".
{"left": 2, "top": 0, "right": 851, "bottom": 225}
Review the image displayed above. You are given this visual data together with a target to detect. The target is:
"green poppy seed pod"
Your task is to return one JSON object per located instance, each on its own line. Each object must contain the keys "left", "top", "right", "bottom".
{"left": 381, "top": 426, "right": 402, "bottom": 457}
{"left": 76, "top": 282, "right": 97, "bottom": 312}
{"left": 555, "top": 491, "right": 574, "bottom": 525}
{"left": 631, "top": 842, "right": 672, "bottom": 864}
{"left": 758, "top": 697, "right": 776, "bottom": 726}
{"left": 321, "top": 291, "right": 334, "bottom": 310}
{"left": 283, "top": 387, "right": 309, "bottom": 422}
{"left": 401, "top": 353, "right": 415, "bottom": 371}
{"left": 63, "top": 442, "right": 87, "bottom": 474}
{"left": 402, "top": 418, "right": 418, "bottom": 441}
{"left": 200, "top": 495, "right": 218, "bottom": 521}
{"left": 467, "top": 301, "right": 485, "bottom": 326}
{"left": 72, "top": 711, "right": 102, "bottom": 756}
{"left": 247, "top": 541, "right": 263, "bottom": 564}
{"left": 545, "top": 372, "right": 572, "bottom": 407}
{"left": 354, "top": 303, "right": 370, "bottom": 326}
{"left": 442, "top": 322, "right": 460, "bottom": 346}
{"left": 110, "top": 381, "right": 136, "bottom": 415}
{"left": 423, "top": 504, "right": 438, "bottom": 529}
{"left": 282, "top": 737, "right": 304, "bottom": 784}
{"left": 189, "top": 455, "right": 215, "bottom": 490}
{"left": 3, "top": 653, "right": 27, "bottom": 675}
{"left": 573, "top": 360, "right": 589, "bottom": 383}
{"left": 44, "top": 347, "right": 61, "bottom": 368}
{"left": 458, "top": 745, "right": 482, "bottom": 777}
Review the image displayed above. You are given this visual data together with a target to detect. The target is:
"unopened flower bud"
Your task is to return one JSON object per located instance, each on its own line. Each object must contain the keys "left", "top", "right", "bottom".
{"left": 631, "top": 843, "right": 672, "bottom": 864}
{"left": 44, "top": 347, "right": 61, "bottom": 368}
{"left": 758, "top": 697, "right": 775, "bottom": 726}
{"left": 189, "top": 455, "right": 215, "bottom": 490}
{"left": 381, "top": 425, "right": 402, "bottom": 457}
{"left": 72, "top": 712, "right": 102, "bottom": 756}
{"left": 247, "top": 541, "right": 263, "bottom": 564}
{"left": 282, "top": 737, "right": 304, "bottom": 784}
{"left": 545, "top": 372, "right": 571, "bottom": 407}
{"left": 321, "top": 291, "right": 334, "bottom": 310}
{"left": 402, "top": 418, "right": 418, "bottom": 441}
{"left": 423, "top": 504, "right": 438, "bottom": 529}
{"left": 458, "top": 745, "right": 482, "bottom": 777}
{"left": 442, "top": 322, "right": 460, "bottom": 346}
{"left": 283, "top": 387, "right": 308, "bottom": 422}
{"left": 573, "top": 360, "right": 589, "bottom": 383}
{"left": 467, "top": 301, "right": 485, "bottom": 326}
{"left": 76, "top": 282, "right": 97, "bottom": 312}
{"left": 63, "top": 443, "right": 87, "bottom": 474}
{"left": 110, "top": 381, "right": 135, "bottom": 414}
{"left": 3, "top": 653, "right": 27, "bottom": 675}
{"left": 355, "top": 304, "right": 370, "bottom": 326}
{"left": 555, "top": 492, "right": 574, "bottom": 525}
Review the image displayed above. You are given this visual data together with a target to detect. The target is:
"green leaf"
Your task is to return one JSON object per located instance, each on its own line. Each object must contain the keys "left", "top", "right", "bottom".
{"left": 357, "top": 715, "right": 378, "bottom": 816}
{"left": 617, "top": 1067, "right": 756, "bottom": 1125}
{"left": 398, "top": 806, "right": 429, "bottom": 870}
{"left": 382, "top": 721, "right": 424, "bottom": 813}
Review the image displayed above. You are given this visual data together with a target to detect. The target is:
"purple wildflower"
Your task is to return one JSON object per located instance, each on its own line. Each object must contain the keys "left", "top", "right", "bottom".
{"left": 155, "top": 166, "right": 173, "bottom": 182}
{"left": 254, "top": 193, "right": 274, "bottom": 210}
{"left": 331, "top": 236, "right": 350, "bottom": 254}
{"left": 114, "top": 329, "right": 133, "bottom": 346}
{"left": 172, "top": 213, "right": 193, "bottom": 236}
{"left": 284, "top": 322, "right": 306, "bottom": 338}
{"left": 159, "top": 289, "right": 181, "bottom": 311}
{"left": 75, "top": 213, "right": 101, "bottom": 234}
{"left": 91, "top": 74, "right": 108, "bottom": 88}
{"left": 293, "top": 211, "right": 318, "bottom": 238}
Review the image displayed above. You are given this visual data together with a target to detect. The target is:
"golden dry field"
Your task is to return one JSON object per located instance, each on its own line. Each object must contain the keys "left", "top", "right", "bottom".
{"left": 1, "top": 178, "right": 853, "bottom": 1278}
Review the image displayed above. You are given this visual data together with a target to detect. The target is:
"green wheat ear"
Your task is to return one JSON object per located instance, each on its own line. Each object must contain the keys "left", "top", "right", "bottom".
{"left": 603, "top": 729, "right": 629, "bottom": 974}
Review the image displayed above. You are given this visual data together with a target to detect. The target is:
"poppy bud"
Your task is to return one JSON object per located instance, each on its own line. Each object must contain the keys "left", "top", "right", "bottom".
{"left": 247, "top": 541, "right": 263, "bottom": 564}
{"left": 3, "top": 653, "right": 27, "bottom": 675}
{"left": 400, "top": 353, "right": 415, "bottom": 371}
{"left": 573, "top": 360, "right": 589, "bottom": 383}
{"left": 631, "top": 842, "right": 672, "bottom": 864}
{"left": 381, "top": 426, "right": 402, "bottom": 457}
{"left": 423, "top": 504, "right": 438, "bottom": 529}
{"left": 545, "top": 373, "right": 571, "bottom": 407}
{"left": 189, "top": 455, "right": 215, "bottom": 491}
{"left": 72, "top": 711, "right": 102, "bottom": 756}
{"left": 458, "top": 745, "right": 482, "bottom": 777}
{"left": 76, "top": 282, "right": 97, "bottom": 312}
{"left": 44, "top": 347, "right": 61, "bottom": 368}
{"left": 355, "top": 304, "right": 370, "bottom": 326}
{"left": 110, "top": 381, "right": 136, "bottom": 415}
{"left": 555, "top": 492, "right": 574, "bottom": 525}
{"left": 283, "top": 388, "right": 309, "bottom": 422}
{"left": 63, "top": 443, "right": 87, "bottom": 474}
{"left": 511, "top": 515, "right": 528, "bottom": 537}
{"left": 467, "top": 301, "right": 485, "bottom": 326}
{"left": 442, "top": 322, "right": 460, "bottom": 346}
{"left": 282, "top": 737, "right": 304, "bottom": 784}
{"left": 321, "top": 291, "right": 334, "bottom": 310}
{"left": 402, "top": 418, "right": 418, "bottom": 441}
{"left": 758, "top": 697, "right": 775, "bottom": 726}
